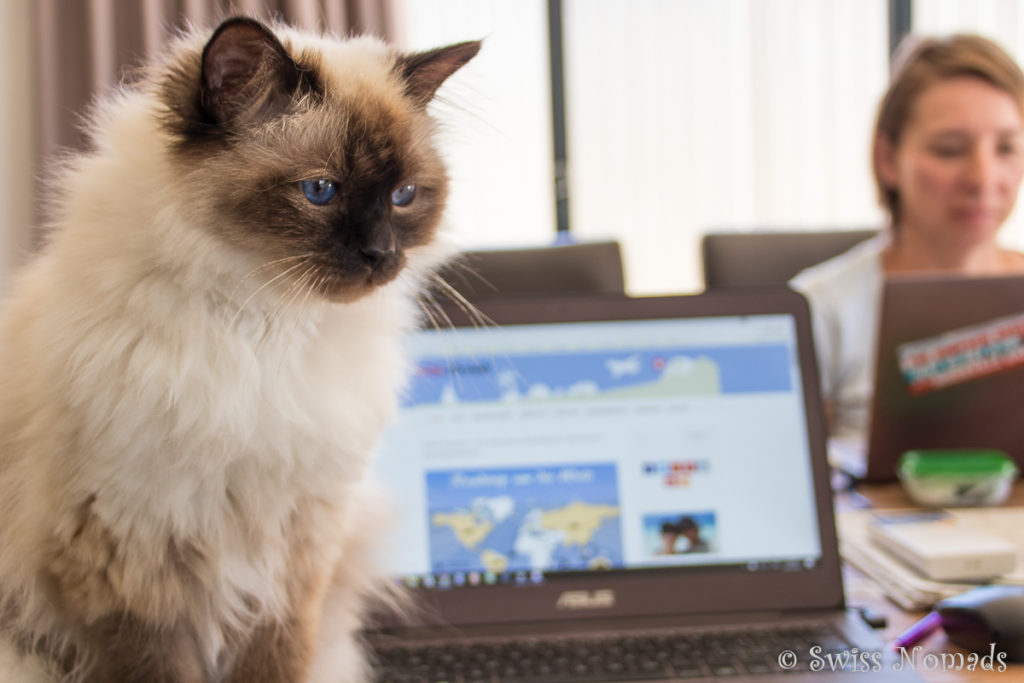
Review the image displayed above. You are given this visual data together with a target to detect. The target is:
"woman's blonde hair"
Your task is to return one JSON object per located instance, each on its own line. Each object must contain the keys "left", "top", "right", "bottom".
{"left": 873, "top": 34, "right": 1024, "bottom": 225}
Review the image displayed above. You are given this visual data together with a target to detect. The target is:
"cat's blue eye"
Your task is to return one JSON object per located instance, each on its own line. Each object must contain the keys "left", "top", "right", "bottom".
{"left": 301, "top": 179, "right": 337, "bottom": 205}
{"left": 391, "top": 184, "right": 417, "bottom": 207}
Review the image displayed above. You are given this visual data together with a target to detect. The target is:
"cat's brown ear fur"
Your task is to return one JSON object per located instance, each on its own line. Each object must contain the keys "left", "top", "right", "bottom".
{"left": 200, "top": 17, "right": 312, "bottom": 126}
{"left": 396, "top": 41, "right": 481, "bottom": 106}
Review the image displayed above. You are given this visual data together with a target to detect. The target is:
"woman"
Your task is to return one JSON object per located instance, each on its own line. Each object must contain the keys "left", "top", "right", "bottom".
{"left": 792, "top": 34, "right": 1024, "bottom": 441}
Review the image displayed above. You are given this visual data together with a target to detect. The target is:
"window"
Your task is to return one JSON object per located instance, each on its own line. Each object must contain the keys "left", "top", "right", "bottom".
{"left": 401, "top": 0, "right": 557, "bottom": 249}
{"left": 402, "top": 0, "right": 889, "bottom": 293}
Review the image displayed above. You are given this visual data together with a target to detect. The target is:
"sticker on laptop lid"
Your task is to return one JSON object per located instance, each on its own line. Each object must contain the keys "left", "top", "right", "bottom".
{"left": 897, "top": 311, "right": 1024, "bottom": 395}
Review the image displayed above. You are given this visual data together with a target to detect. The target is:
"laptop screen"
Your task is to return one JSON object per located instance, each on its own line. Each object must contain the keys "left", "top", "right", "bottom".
{"left": 372, "top": 304, "right": 823, "bottom": 595}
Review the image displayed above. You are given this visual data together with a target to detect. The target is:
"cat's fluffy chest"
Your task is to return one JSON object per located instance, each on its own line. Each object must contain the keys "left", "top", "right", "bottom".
{"left": 11, "top": 255, "right": 411, "bottom": 665}
{"left": 53, "top": 262, "right": 411, "bottom": 526}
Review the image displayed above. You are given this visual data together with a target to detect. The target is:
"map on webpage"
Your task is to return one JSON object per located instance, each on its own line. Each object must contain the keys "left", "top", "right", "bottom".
{"left": 426, "top": 464, "right": 622, "bottom": 574}
{"left": 404, "top": 345, "right": 791, "bottom": 408}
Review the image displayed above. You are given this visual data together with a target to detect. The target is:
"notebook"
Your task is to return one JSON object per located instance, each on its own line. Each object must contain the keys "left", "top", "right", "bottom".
{"left": 365, "top": 289, "right": 919, "bottom": 681}
{"left": 863, "top": 274, "right": 1024, "bottom": 482}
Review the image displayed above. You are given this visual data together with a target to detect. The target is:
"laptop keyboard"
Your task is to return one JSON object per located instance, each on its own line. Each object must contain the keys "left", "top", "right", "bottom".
{"left": 374, "top": 623, "right": 853, "bottom": 681}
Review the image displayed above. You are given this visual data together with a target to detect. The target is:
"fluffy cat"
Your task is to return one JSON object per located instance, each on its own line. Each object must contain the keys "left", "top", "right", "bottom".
{"left": 0, "top": 16, "right": 478, "bottom": 683}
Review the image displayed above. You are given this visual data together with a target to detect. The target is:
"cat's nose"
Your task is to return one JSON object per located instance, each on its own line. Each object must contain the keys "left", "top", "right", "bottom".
{"left": 359, "top": 246, "right": 396, "bottom": 269}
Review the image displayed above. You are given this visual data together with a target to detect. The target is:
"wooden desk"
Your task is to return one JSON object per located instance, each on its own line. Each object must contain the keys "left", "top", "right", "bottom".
{"left": 853, "top": 481, "right": 1024, "bottom": 509}
{"left": 838, "top": 481, "right": 1024, "bottom": 681}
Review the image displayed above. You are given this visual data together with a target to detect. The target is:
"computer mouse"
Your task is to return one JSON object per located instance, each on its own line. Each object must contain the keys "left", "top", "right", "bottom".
{"left": 937, "top": 585, "right": 1024, "bottom": 662}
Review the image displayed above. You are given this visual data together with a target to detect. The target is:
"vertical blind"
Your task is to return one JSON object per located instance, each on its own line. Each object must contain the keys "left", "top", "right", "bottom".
{"left": 404, "top": 0, "right": 891, "bottom": 294}
{"left": 563, "top": 0, "right": 889, "bottom": 293}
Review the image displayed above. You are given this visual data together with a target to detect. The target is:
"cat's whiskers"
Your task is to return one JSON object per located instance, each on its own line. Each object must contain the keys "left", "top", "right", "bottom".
{"left": 244, "top": 262, "right": 313, "bottom": 382}
{"left": 415, "top": 289, "right": 446, "bottom": 333}
{"left": 427, "top": 273, "right": 493, "bottom": 329}
{"left": 413, "top": 271, "right": 457, "bottom": 332}
{"left": 254, "top": 261, "right": 321, "bottom": 362}
{"left": 430, "top": 90, "right": 500, "bottom": 143}
{"left": 438, "top": 258, "right": 500, "bottom": 296}
{"left": 274, "top": 264, "right": 328, "bottom": 377}
{"left": 419, "top": 282, "right": 460, "bottom": 333}
{"left": 226, "top": 253, "right": 315, "bottom": 307}
{"left": 212, "top": 258, "right": 315, "bottom": 368}
{"left": 224, "top": 258, "right": 313, "bottom": 373}
{"left": 228, "top": 257, "right": 313, "bottom": 332}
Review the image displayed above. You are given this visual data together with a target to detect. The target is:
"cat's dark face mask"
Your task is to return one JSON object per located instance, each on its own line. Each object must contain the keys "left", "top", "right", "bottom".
{"left": 160, "top": 17, "right": 479, "bottom": 303}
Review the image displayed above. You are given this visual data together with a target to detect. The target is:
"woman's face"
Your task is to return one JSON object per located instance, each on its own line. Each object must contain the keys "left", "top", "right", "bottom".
{"left": 878, "top": 76, "right": 1024, "bottom": 248}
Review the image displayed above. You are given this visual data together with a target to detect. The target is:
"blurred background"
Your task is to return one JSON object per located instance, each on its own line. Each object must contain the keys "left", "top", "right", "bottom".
{"left": 3, "top": 0, "right": 1024, "bottom": 298}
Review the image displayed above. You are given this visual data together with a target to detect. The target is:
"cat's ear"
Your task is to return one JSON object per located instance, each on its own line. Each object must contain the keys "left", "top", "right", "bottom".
{"left": 200, "top": 17, "right": 307, "bottom": 127}
{"left": 396, "top": 41, "right": 481, "bottom": 107}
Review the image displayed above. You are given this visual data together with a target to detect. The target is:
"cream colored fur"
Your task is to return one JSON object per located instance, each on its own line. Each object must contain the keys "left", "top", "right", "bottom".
{"left": 0, "top": 638, "right": 59, "bottom": 683}
{"left": 0, "top": 23, "right": 454, "bottom": 683}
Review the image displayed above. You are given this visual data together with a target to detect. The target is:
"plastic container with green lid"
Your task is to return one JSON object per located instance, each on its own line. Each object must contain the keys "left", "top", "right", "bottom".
{"left": 898, "top": 449, "right": 1019, "bottom": 507}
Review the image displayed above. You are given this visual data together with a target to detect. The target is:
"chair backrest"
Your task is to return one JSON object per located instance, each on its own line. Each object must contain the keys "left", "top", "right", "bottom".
{"left": 701, "top": 229, "right": 878, "bottom": 289}
{"left": 437, "top": 240, "right": 626, "bottom": 298}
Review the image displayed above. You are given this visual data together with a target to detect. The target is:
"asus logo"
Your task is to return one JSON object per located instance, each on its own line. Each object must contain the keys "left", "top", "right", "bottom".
{"left": 555, "top": 589, "right": 616, "bottom": 611}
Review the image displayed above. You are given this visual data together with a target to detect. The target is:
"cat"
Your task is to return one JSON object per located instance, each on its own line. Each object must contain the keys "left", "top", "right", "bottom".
{"left": 0, "top": 16, "right": 478, "bottom": 683}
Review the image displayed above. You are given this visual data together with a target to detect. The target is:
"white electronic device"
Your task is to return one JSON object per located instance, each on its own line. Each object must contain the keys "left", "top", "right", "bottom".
{"left": 868, "top": 510, "right": 1018, "bottom": 582}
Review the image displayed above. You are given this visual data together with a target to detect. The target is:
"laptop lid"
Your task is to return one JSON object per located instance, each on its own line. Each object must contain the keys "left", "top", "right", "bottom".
{"left": 370, "top": 289, "right": 841, "bottom": 632}
{"left": 865, "top": 274, "right": 1024, "bottom": 482}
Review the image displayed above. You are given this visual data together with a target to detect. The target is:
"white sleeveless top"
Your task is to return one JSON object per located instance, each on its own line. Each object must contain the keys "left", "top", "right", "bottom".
{"left": 790, "top": 234, "right": 888, "bottom": 440}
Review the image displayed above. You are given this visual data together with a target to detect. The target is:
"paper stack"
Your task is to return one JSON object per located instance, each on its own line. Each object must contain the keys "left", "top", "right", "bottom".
{"left": 837, "top": 507, "right": 1024, "bottom": 610}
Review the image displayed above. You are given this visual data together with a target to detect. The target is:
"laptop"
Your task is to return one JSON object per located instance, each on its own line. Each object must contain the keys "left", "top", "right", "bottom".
{"left": 436, "top": 241, "right": 626, "bottom": 297}
{"left": 365, "top": 289, "right": 918, "bottom": 681}
{"left": 863, "top": 274, "right": 1024, "bottom": 482}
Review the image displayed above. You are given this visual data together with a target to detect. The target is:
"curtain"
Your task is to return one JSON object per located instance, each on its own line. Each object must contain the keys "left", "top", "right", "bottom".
{"left": 560, "top": 0, "right": 891, "bottom": 294}
{"left": 0, "top": 0, "right": 35, "bottom": 294}
{"left": 34, "top": 0, "right": 399, "bottom": 162}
